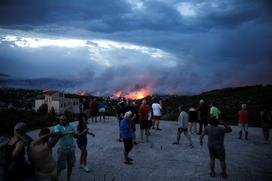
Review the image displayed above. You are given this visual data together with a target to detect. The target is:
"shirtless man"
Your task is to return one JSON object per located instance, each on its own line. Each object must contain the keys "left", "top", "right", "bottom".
{"left": 28, "top": 127, "right": 63, "bottom": 181}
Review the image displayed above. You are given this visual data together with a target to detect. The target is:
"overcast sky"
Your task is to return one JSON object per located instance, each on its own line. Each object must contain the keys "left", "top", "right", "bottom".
{"left": 0, "top": 0, "right": 272, "bottom": 95}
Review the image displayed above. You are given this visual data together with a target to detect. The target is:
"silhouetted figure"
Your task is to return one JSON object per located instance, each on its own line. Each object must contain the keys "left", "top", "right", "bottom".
{"left": 28, "top": 127, "right": 62, "bottom": 181}
{"left": 188, "top": 104, "right": 198, "bottom": 134}
{"left": 99, "top": 101, "right": 106, "bottom": 122}
{"left": 54, "top": 115, "right": 77, "bottom": 181}
{"left": 238, "top": 104, "right": 249, "bottom": 140}
{"left": 76, "top": 114, "right": 95, "bottom": 172}
{"left": 120, "top": 111, "right": 134, "bottom": 165}
{"left": 2, "top": 122, "right": 33, "bottom": 181}
{"left": 260, "top": 105, "right": 272, "bottom": 144}
{"left": 116, "top": 101, "right": 126, "bottom": 142}
{"left": 139, "top": 99, "right": 151, "bottom": 143}
{"left": 210, "top": 102, "right": 221, "bottom": 119}
{"left": 200, "top": 117, "right": 232, "bottom": 179}
{"left": 198, "top": 99, "right": 209, "bottom": 135}
{"left": 152, "top": 99, "right": 162, "bottom": 130}
{"left": 173, "top": 106, "right": 193, "bottom": 148}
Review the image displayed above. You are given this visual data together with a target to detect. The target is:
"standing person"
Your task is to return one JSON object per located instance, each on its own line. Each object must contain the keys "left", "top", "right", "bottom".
{"left": 238, "top": 104, "right": 249, "bottom": 140}
{"left": 2, "top": 122, "right": 33, "bottom": 181}
{"left": 200, "top": 117, "right": 232, "bottom": 179}
{"left": 139, "top": 99, "right": 151, "bottom": 143}
{"left": 124, "top": 100, "right": 138, "bottom": 144}
{"left": 28, "top": 128, "right": 62, "bottom": 181}
{"left": 90, "top": 99, "right": 99, "bottom": 122}
{"left": 76, "top": 114, "right": 95, "bottom": 172}
{"left": 173, "top": 106, "right": 193, "bottom": 148}
{"left": 260, "top": 104, "right": 272, "bottom": 144}
{"left": 210, "top": 102, "right": 221, "bottom": 120}
{"left": 198, "top": 99, "right": 209, "bottom": 135}
{"left": 147, "top": 108, "right": 152, "bottom": 136}
{"left": 152, "top": 98, "right": 162, "bottom": 130}
{"left": 188, "top": 104, "right": 198, "bottom": 134}
{"left": 54, "top": 115, "right": 76, "bottom": 181}
{"left": 120, "top": 111, "right": 134, "bottom": 165}
{"left": 98, "top": 101, "right": 106, "bottom": 122}
{"left": 116, "top": 101, "right": 126, "bottom": 142}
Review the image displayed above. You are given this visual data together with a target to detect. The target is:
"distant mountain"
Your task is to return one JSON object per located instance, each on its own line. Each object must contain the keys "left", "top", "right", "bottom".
{"left": 0, "top": 73, "right": 9, "bottom": 77}
{"left": 0, "top": 77, "right": 79, "bottom": 91}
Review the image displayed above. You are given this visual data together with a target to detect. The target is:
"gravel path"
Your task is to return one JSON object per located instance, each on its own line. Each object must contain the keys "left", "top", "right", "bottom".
{"left": 2, "top": 117, "right": 272, "bottom": 181}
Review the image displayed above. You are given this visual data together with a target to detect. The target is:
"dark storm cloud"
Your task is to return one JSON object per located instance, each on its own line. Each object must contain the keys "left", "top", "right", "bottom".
{"left": 0, "top": 0, "right": 272, "bottom": 95}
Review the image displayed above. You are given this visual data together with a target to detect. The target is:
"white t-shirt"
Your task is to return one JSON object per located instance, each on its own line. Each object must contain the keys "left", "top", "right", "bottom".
{"left": 152, "top": 103, "right": 162, "bottom": 116}
{"left": 178, "top": 111, "right": 189, "bottom": 128}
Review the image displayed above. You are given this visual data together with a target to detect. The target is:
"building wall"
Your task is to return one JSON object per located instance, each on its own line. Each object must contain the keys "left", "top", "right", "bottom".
{"left": 35, "top": 99, "right": 45, "bottom": 111}
{"left": 35, "top": 93, "right": 80, "bottom": 114}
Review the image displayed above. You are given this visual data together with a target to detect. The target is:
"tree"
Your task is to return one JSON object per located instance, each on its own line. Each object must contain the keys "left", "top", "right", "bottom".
{"left": 49, "top": 107, "right": 56, "bottom": 115}
{"left": 37, "top": 103, "right": 48, "bottom": 115}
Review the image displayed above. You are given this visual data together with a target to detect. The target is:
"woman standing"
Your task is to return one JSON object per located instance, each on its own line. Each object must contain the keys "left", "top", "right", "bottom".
{"left": 76, "top": 114, "right": 95, "bottom": 172}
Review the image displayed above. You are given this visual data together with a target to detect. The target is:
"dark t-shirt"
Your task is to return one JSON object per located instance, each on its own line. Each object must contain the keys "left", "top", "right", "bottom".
{"left": 198, "top": 103, "right": 209, "bottom": 119}
{"left": 116, "top": 106, "right": 125, "bottom": 121}
{"left": 204, "top": 125, "right": 232, "bottom": 149}
{"left": 77, "top": 123, "right": 87, "bottom": 140}
{"left": 124, "top": 105, "right": 139, "bottom": 124}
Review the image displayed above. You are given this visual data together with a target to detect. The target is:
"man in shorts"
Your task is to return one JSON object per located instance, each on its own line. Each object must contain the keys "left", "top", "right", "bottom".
{"left": 90, "top": 99, "right": 99, "bottom": 122}
{"left": 28, "top": 128, "right": 63, "bottom": 181}
{"left": 238, "top": 104, "right": 249, "bottom": 140}
{"left": 173, "top": 106, "right": 193, "bottom": 148}
{"left": 139, "top": 99, "right": 150, "bottom": 143}
{"left": 54, "top": 115, "right": 76, "bottom": 181}
{"left": 200, "top": 117, "right": 232, "bottom": 178}
{"left": 152, "top": 98, "right": 162, "bottom": 130}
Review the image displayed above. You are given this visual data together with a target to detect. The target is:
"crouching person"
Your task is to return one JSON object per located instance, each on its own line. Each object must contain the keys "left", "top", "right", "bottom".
{"left": 120, "top": 111, "right": 134, "bottom": 165}
{"left": 200, "top": 117, "right": 232, "bottom": 179}
{"left": 28, "top": 128, "right": 62, "bottom": 181}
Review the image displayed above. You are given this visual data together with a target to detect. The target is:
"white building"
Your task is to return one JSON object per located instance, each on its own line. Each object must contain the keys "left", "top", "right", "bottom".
{"left": 35, "top": 91, "right": 80, "bottom": 114}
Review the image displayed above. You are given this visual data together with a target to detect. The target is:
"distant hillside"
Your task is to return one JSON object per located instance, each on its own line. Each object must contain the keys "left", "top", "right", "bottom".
{"left": 0, "top": 73, "right": 9, "bottom": 77}
{"left": 162, "top": 85, "right": 272, "bottom": 126}
{"left": 0, "top": 77, "right": 78, "bottom": 91}
{"left": 0, "top": 85, "right": 271, "bottom": 132}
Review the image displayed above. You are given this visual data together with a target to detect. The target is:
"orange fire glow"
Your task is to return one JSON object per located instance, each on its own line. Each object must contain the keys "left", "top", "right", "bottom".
{"left": 114, "top": 89, "right": 152, "bottom": 100}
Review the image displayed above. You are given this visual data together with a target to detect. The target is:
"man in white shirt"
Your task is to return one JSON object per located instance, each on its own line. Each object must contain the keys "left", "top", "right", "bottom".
{"left": 173, "top": 106, "right": 193, "bottom": 148}
{"left": 152, "top": 99, "right": 162, "bottom": 130}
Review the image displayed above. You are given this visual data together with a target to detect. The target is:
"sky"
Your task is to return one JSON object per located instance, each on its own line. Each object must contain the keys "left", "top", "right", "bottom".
{"left": 0, "top": 0, "right": 272, "bottom": 95}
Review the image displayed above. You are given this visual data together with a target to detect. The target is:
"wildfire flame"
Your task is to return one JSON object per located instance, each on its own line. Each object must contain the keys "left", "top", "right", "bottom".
{"left": 114, "top": 89, "right": 152, "bottom": 100}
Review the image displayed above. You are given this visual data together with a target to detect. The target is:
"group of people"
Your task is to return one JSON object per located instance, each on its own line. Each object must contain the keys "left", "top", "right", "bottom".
{"left": 86, "top": 99, "right": 106, "bottom": 122}
{"left": 0, "top": 97, "right": 271, "bottom": 180}
{"left": 117, "top": 98, "right": 162, "bottom": 164}
{"left": 0, "top": 114, "right": 95, "bottom": 181}
{"left": 118, "top": 98, "right": 272, "bottom": 179}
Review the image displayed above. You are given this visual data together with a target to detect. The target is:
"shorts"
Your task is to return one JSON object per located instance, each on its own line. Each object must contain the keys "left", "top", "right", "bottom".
{"left": 123, "top": 137, "right": 133, "bottom": 153}
{"left": 140, "top": 120, "right": 149, "bottom": 130}
{"left": 239, "top": 123, "right": 248, "bottom": 131}
{"left": 153, "top": 116, "right": 160, "bottom": 121}
{"left": 178, "top": 127, "right": 188, "bottom": 132}
{"left": 76, "top": 137, "right": 87, "bottom": 148}
{"left": 57, "top": 146, "right": 75, "bottom": 171}
{"left": 208, "top": 146, "right": 225, "bottom": 161}
{"left": 99, "top": 108, "right": 105, "bottom": 113}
